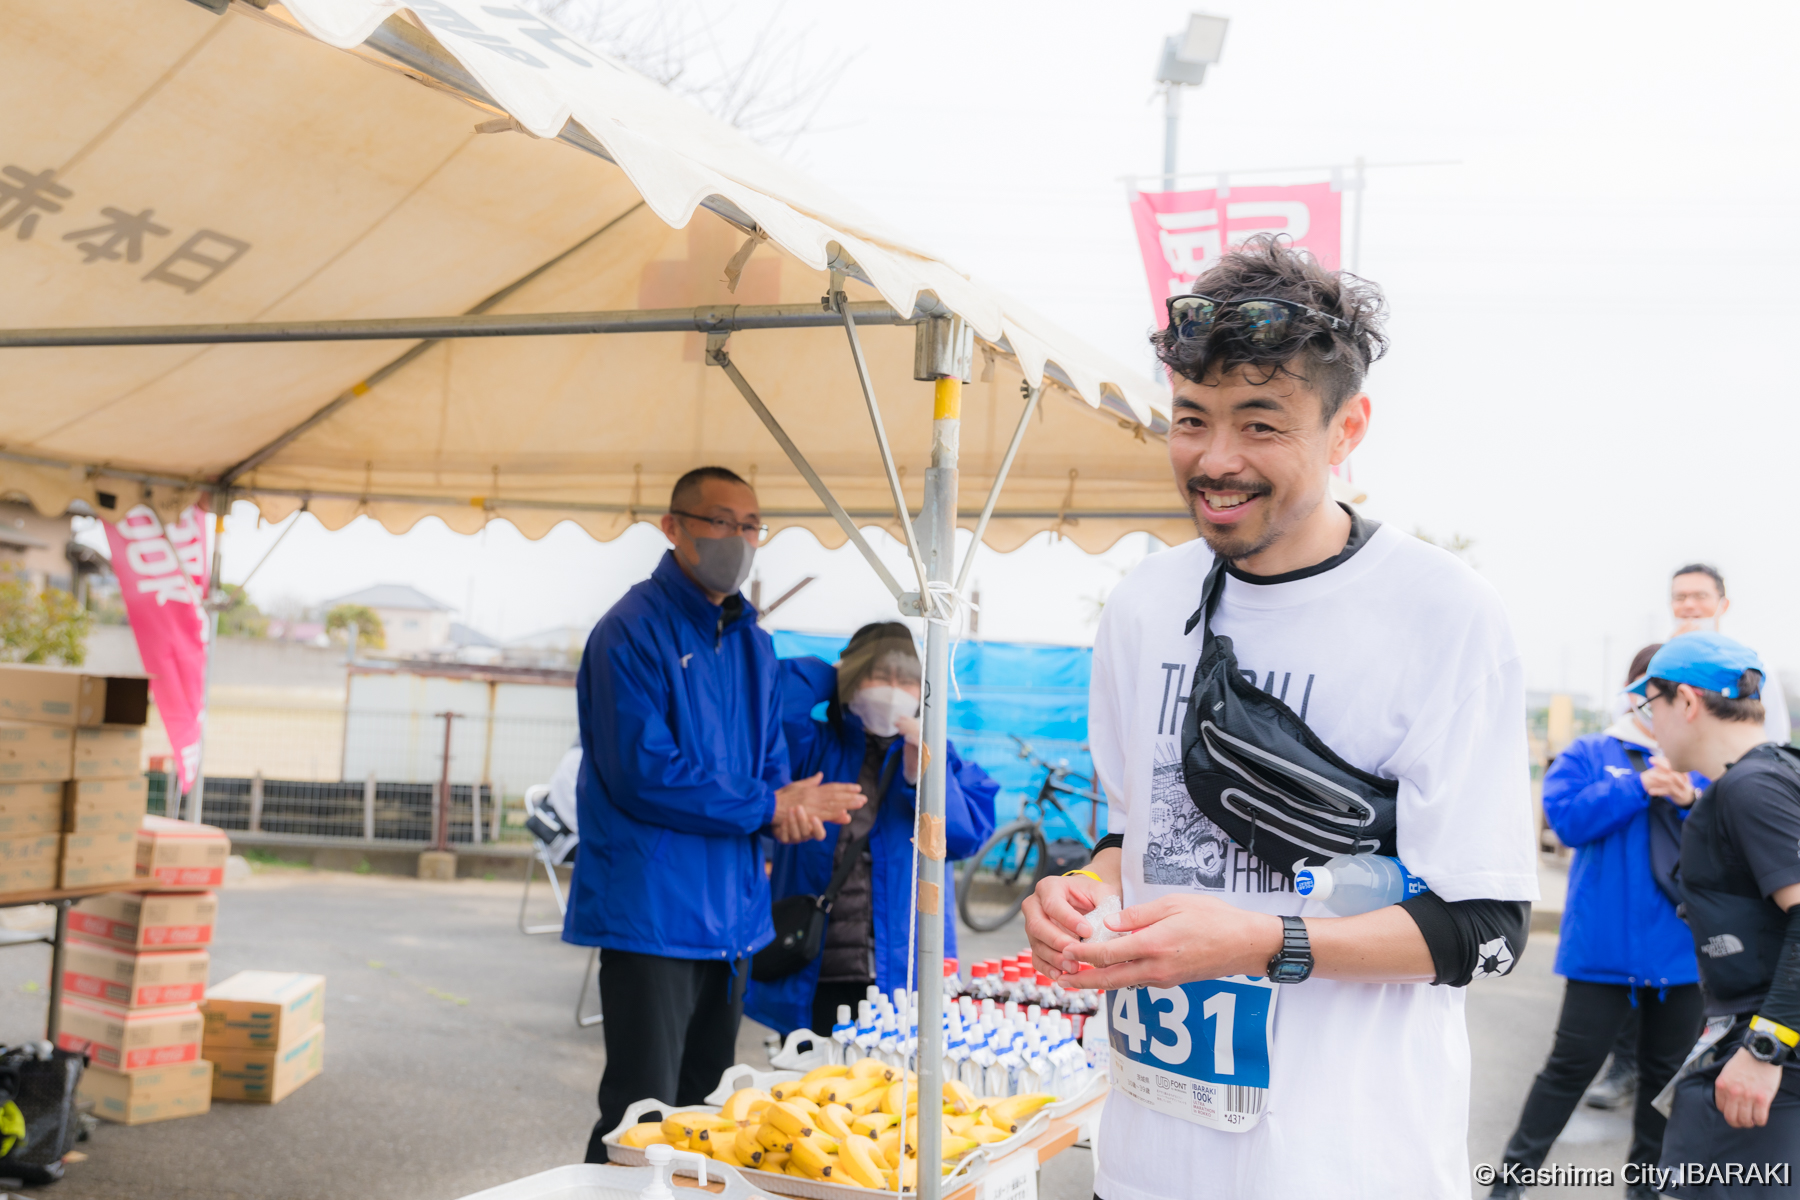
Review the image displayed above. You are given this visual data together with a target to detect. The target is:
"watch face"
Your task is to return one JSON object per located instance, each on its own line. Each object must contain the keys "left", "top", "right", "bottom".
{"left": 1268, "top": 957, "right": 1311, "bottom": 984}
{"left": 1749, "top": 1032, "right": 1782, "bottom": 1062}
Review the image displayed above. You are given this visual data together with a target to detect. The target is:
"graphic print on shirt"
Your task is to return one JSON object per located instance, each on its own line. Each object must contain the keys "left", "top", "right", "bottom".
{"left": 1145, "top": 661, "right": 1310, "bottom": 896}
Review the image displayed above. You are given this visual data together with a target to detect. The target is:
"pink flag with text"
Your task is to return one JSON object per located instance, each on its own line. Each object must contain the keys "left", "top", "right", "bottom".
{"left": 105, "top": 505, "right": 209, "bottom": 796}
{"left": 1129, "top": 182, "right": 1343, "bottom": 326}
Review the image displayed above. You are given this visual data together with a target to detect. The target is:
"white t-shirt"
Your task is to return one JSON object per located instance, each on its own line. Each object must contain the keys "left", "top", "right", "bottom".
{"left": 1089, "top": 520, "right": 1539, "bottom": 1200}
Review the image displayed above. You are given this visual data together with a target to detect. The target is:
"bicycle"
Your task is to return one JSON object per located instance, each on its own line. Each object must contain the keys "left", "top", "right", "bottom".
{"left": 957, "top": 735, "right": 1104, "bottom": 932}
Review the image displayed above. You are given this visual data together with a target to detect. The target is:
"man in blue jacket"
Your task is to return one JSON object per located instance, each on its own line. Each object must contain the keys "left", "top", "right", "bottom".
{"left": 1490, "top": 644, "right": 1707, "bottom": 1199}
{"left": 746, "top": 625, "right": 998, "bottom": 1037}
{"left": 568, "top": 466, "right": 865, "bottom": 1162}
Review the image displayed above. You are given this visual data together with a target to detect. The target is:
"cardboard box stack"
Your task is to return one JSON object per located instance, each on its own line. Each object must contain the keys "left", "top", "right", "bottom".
{"left": 0, "top": 663, "right": 149, "bottom": 897}
{"left": 203, "top": 971, "right": 326, "bottom": 1104}
{"left": 62, "top": 814, "right": 228, "bottom": 1126}
{"left": 66, "top": 889, "right": 219, "bottom": 1124}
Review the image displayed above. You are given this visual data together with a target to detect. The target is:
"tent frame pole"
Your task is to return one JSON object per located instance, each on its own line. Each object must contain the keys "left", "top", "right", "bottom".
{"left": 708, "top": 343, "right": 907, "bottom": 602}
{"left": 836, "top": 294, "right": 935, "bottom": 607}
{"left": 955, "top": 384, "right": 1043, "bottom": 597}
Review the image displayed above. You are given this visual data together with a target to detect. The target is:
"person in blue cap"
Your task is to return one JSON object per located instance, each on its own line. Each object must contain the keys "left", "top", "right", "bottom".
{"left": 1630, "top": 634, "right": 1800, "bottom": 1198}
{"left": 1489, "top": 643, "right": 1707, "bottom": 1200}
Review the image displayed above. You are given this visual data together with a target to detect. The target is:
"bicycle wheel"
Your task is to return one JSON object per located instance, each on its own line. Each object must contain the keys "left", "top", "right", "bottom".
{"left": 957, "top": 820, "right": 1048, "bottom": 933}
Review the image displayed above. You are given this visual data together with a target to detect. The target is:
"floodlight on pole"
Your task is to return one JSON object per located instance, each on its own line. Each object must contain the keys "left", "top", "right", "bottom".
{"left": 1154, "top": 13, "right": 1229, "bottom": 191}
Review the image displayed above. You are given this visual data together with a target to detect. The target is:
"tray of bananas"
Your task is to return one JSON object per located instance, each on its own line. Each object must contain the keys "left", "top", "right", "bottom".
{"left": 605, "top": 1060, "right": 1057, "bottom": 1198}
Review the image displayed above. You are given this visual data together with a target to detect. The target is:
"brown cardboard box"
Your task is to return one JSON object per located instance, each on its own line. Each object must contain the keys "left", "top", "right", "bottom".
{"left": 79, "top": 1060, "right": 212, "bottom": 1125}
{"left": 0, "top": 832, "right": 60, "bottom": 866}
{"left": 202, "top": 971, "right": 326, "bottom": 1051}
{"left": 71, "top": 726, "right": 144, "bottom": 780}
{"left": 210, "top": 1027, "right": 323, "bottom": 1104}
{"left": 0, "top": 664, "right": 148, "bottom": 728}
{"left": 0, "top": 721, "right": 73, "bottom": 782}
{"left": 57, "top": 997, "right": 202, "bottom": 1070}
{"left": 64, "top": 777, "right": 148, "bottom": 833}
{"left": 135, "top": 815, "right": 228, "bottom": 890}
{"left": 0, "top": 782, "right": 65, "bottom": 837}
{"left": 69, "top": 891, "right": 216, "bottom": 951}
{"left": 0, "top": 859, "right": 55, "bottom": 895}
{"left": 61, "top": 830, "right": 138, "bottom": 888}
{"left": 64, "top": 939, "right": 208, "bottom": 1008}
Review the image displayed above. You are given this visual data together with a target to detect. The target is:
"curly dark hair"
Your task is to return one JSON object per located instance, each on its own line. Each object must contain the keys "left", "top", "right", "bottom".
{"left": 1151, "top": 235, "right": 1390, "bottom": 421}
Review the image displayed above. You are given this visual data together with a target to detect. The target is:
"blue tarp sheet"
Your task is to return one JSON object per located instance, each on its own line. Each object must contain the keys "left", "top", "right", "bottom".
{"left": 771, "top": 631, "right": 1102, "bottom": 840}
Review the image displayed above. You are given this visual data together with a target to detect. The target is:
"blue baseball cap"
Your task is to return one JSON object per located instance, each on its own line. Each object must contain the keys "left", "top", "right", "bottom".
{"left": 1627, "top": 632, "right": 1765, "bottom": 699}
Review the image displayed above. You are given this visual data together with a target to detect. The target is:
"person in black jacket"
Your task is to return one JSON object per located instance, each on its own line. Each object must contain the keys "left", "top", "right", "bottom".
{"left": 1632, "top": 634, "right": 1800, "bottom": 1198}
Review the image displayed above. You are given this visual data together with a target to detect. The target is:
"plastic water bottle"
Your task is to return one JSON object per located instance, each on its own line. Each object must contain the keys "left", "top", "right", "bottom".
{"left": 832, "top": 1004, "right": 857, "bottom": 1065}
{"left": 1294, "top": 854, "right": 1428, "bottom": 916}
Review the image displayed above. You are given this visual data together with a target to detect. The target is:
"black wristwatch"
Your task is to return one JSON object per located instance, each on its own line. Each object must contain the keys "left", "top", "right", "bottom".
{"left": 1747, "top": 1017, "right": 1797, "bottom": 1065}
{"left": 1266, "top": 915, "right": 1313, "bottom": 984}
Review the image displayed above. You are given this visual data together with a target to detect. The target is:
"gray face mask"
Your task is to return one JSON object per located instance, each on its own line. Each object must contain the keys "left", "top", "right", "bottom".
{"left": 689, "top": 535, "right": 755, "bottom": 596}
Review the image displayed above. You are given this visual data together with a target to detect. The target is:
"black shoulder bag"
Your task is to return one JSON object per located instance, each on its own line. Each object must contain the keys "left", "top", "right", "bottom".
{"left": 1179, "top": 555, "right": 1400, "bottom": 875}
{"left": 752, "top": 756, "right": 892, "bottom": 983}
{"left": 1622, "top": 747, "right": 1686, "bottom": 907}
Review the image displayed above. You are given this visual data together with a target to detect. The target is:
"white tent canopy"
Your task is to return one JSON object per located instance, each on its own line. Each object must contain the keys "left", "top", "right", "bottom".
{"left": 0, "top": 0, "right": 1199, "bottom": 552}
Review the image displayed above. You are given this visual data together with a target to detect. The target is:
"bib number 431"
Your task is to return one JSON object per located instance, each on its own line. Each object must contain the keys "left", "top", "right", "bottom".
{"left": 1109, "top": 978, "right": 1273, "bottom": 1088}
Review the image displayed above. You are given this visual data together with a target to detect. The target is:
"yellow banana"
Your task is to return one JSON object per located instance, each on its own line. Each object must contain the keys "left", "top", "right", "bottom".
{"left": 849, "top": 1057, "right": 895, "bottom": 1081}
{"left": 618, "top": 1123, "right": 668, "bottom": 1148}
{"left": 761, "top": 1151, "right": 790, "bottom": 1172}
{"left": 893, "top": 1157, "right": 918, "bottom": 1188}
{"left": 797, "top": 1078, "right": 835, "bottom": 1104}
{"left": 719, "top": 1088, "right": 773, "bottom": 1123}
{"left": 789, "top": 1096, "right": 821, "bottom": 1117}
{"left": 941, "top": 1135, "right": 980, "bottom": 1161}
{"left": 851, "top": 1111, "right": 898, "bottom": 1136}
{"left": 662, "top": 1115, "right": 716, "bottom": 1144}
{"left": 945, "top": 1113, "right": 976, "bottom": 1136}
{"left": 877, "top": 1128, "right": 902, "bottom": 1167}
{"left": 967, "top": 1125, "right": 1011, "bottom": 1145}
{"left": 942, "top": 1079, "right": 979, "bottom": 1115}
{"left": 733, "top": 1129, "right": 767, "bottom": 1166}
{"left": 817, "top": 1103, "right": 856, "bottom": 1141}
{"left": 987, "top": 1093, "right": 1054, "bottom": 1132}
{"left": 755, "top": 1122, "right": 794, "bottom": 1153}
{"left": 801, "top": 1064, "right": 852, "bottom": 1084}
{"left": 768, "top": 1079, "right": 802, "bottom": 1101}
{"left": 790, "top": 1132, "right": 839, "bottom": 1179}
{"left": 707, "top": 1134, "right": 742, "bottom": 1166}
{"left": 839, "top": 1134, "right": 887, "bottom": 1188}
{"left": 881, "top": 1080, "right": 921, "bottom": 1117}
{"left": 848, "top": 1086, "right": 888, "bottom": 1116}
{"left": 765, "top": 1101, "right": 815, "bottom": 1139}
{"left": 822, "top": 1075, "right": 885, "bottom": 1105}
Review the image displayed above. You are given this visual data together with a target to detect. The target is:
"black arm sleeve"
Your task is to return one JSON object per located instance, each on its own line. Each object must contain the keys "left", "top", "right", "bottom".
{"left": 1399, "top": 893, "right": 1531, "bottom": 987}
{"left": 1759, "top": 906, "right": 1800, "bottom": 1034}
{"left": 1093, "top": 833, "right": 1125, "bottom": 855}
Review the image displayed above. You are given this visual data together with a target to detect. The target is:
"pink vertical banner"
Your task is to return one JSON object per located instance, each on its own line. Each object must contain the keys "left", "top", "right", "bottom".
{"left": 106, "top": 504, "right": 210, "bottom": 796}
{"left": 1129, "top": 182, "right": 1343, "bottom": 327}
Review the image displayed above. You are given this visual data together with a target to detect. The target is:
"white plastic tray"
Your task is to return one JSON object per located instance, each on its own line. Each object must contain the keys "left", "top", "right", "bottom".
{"left": 1045, "top": 1072, "right": 1107, "bottom": 1120}
{"left": 704, "top": 1063, "right": 802, "bottom": 1106}
{"left": 453, "top": 1161, "right": 770, "bottom": 1200}
{"left": 600, "top": 1096, "right": 1014, "bottom": 1200}
{"left": 767, "top": 1027, "right": 833, "bottom": 1072}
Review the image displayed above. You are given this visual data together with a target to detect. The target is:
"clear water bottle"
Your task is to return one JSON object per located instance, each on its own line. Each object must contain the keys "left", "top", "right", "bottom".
{"left": 1293, "top": 854, "right": 1428, "bottom": 916}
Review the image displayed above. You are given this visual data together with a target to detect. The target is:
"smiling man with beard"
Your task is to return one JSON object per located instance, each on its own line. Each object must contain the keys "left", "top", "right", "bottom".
{"left": 1023, "top": 236, "right": 1539, "bottom": 1199}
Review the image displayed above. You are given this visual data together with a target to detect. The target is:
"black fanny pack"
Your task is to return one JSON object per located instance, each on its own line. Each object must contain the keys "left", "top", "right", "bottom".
{"left": 1179, "top": 555, "right": 1398, "bottom": 875}
{"left": 751, "top": 756, "right": 891, "bottom": 983}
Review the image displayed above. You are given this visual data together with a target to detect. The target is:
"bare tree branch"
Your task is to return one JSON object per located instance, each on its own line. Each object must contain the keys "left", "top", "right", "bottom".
{"left": 527, "top": 0, "right": 860, "bottom": 154}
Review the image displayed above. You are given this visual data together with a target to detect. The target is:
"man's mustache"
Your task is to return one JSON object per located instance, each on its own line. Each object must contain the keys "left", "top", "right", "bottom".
{"left": 1184, "top": 475, "right": 1272, "bottom": 498}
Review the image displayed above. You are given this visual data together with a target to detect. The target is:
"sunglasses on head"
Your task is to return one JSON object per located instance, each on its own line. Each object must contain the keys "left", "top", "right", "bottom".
{"left": 1165, "top": 294, "right": 1350, "bottom": 344}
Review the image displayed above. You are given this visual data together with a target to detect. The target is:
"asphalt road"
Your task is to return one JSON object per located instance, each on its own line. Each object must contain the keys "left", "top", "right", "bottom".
{"left": 0, "top": 866, "right": 1631, "bottom": 1200}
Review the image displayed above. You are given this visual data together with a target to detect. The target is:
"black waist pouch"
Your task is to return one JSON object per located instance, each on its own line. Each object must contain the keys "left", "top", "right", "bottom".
{"left": 0, "top": 1044, "right": 86, "bottom": 1186}
{"left": 1179, "top": 556, "right": 1398, "bottom": 875}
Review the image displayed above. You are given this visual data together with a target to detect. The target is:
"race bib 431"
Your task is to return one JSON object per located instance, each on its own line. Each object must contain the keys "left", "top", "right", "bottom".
{"left": 1108, "top": 976, "right": 1278, "bottom": 1132}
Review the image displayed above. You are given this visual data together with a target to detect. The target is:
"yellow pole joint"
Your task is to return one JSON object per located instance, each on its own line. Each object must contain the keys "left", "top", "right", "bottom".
{"left": 933, "top": 376, "right": 962, "bottom": 421}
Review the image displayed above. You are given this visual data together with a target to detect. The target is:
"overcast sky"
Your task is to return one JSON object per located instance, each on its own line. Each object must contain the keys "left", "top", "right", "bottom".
{"left": 183, "top": 0, "right": 1800, "bottom": 701}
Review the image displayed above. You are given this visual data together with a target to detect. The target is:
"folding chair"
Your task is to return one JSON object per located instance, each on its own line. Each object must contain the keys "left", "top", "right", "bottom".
{"left": 517, "top": 784, "right": 603, "bottom": 1027}
{"left": 518, "top": 784, "right": 575, "bottom": 935}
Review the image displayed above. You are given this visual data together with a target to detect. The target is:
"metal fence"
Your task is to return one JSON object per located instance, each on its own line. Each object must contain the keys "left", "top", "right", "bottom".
{"left": 192, "top": 777, "right": 506, "bottom": 843}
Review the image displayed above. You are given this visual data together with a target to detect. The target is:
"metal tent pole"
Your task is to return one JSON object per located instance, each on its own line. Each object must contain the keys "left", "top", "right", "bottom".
{"left": 912, "top": 316, "right": 970, "bottom": 1200}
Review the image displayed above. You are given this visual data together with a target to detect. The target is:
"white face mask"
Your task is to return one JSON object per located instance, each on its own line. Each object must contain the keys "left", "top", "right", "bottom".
{"left": 848, "top": 686, "right": 919, "bottom": 738}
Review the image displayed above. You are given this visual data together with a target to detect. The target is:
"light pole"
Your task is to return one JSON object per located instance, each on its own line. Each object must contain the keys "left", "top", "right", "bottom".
{"left": 1155, "top": 13, "right": 1230, "bottom": 191}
